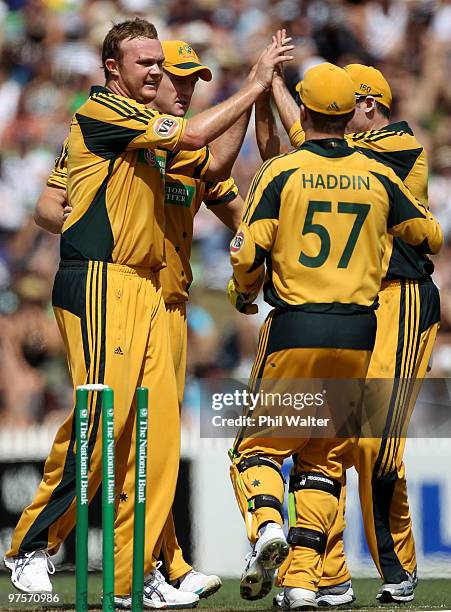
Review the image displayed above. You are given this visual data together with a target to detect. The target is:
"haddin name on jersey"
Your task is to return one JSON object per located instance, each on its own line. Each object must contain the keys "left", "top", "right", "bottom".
{"left": 301, "top": 173, "right": 371, "bottom": 191}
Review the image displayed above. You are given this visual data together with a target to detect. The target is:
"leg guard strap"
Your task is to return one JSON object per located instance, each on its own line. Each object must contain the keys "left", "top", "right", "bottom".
{"left": 237, "top": 456, "right": 285, "bottom": 482}
{"left": 288, "top": 527, "right": 327, "bottom": 553}
{"left": 248, "top": 494, "right": 284, "bottom": 521}
{"left": 290, "top": 472, "right": 341, "bottom": 500}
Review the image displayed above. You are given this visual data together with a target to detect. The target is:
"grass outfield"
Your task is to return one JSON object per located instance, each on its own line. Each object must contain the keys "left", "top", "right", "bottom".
{"left": 0, "top": 575, "right": 451, "bottom": 611}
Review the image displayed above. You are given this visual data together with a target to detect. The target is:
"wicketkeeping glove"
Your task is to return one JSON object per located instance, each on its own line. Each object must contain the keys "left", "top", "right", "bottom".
{"left": 227, "top": 277, "right": 259, "bottom": 315}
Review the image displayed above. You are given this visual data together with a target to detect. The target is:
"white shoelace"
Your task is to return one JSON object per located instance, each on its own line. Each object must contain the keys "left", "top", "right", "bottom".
{"left": 245, "top": 550, "right": 257, "bottom": 563}
{"left": 151, "top": 561, "right": 165, "bottom": 582}
{"left": 15, "top": 551, "right": 55, "bottom": 580}
{"left": 144, "top": 561, "right": 167, "bottom": 592}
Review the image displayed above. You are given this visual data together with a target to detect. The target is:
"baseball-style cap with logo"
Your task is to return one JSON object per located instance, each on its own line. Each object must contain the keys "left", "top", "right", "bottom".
{"left": 162, "top": 40, "right": 212, "bottom": 82}
{"left": 295, "top": 63, "right": 356, "bottom": 115}
{"left": 344, "top": 64, "right": 392, "bottom": 110}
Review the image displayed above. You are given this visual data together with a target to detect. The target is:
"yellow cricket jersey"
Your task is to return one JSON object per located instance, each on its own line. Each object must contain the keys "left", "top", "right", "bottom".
{"left": 161, "top": 148, "right": 238, "bottom": 303}
{"left": 64, "top": 85, "right": 189, "bottom": 269}
{"left": 231, "top": 139, "right": 442, "bottom": 313}
{"left": 289, "top": 120, "right": 432, "bottom": 280}
{"left": 49, "top": 140, "right": 68, "bottom": 190}
{"left": 48, "top": 140, "right": 237, "bottom": 303}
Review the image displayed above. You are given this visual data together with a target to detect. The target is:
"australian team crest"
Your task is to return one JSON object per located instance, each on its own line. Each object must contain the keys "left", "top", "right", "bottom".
{"left": 178, "top": 44, "right": 193, "bottom": 57}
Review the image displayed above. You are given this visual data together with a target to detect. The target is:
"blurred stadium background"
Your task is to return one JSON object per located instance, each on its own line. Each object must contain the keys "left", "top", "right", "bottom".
{"left": 0, "top": 0, "right": 450, "bottom": 585}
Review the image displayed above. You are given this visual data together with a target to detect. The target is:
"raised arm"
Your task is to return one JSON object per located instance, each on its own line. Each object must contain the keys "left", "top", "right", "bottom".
{"left": 254, "top": 39, "right": 284, "bottom": 161}
{"left": 205, "top": 110, "right": 252, "bottom": 181}
{"left": 255, "top": 29, "right": 298, "bottom": 159}
{"left": 204, "top": 65, "right": 258, "bottom": 180}
{"left": 96, "top": 39, "right": 294, "bottom": 158}
{"left": 180, "top": 40, "right": 294, "bottom": 150}
{"left": 271, "top": 73, "right": 302, "bottom": 140}
{"left": 255, "top": 89, "right": 285, "bottom": 161}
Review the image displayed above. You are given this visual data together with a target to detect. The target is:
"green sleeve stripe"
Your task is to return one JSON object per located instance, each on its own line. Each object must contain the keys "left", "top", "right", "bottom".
{"left": 350, "top": 130, "right": 373, "bottom": 142}
{"left": 55, "top": 141, "right": 68, "bottom": 171}
{"left": 247, "top": 244, "right": 269, "bottom": 273}
{"left": 96, "top": 92, "right": 142, "bottom": 117}
{"left": 365, "top": 125, "right": 412, "bottom": 142}
{"left": 351, "top": 122, "right": 413, "bottom": 143}
{"left": 359, "top": 147, "right": 423, "bottom": 182}
{"left": 193, "top": 146, "right": 210, "bottom": 179}
{"left": 242, "top": 157, "right": 279, "bottom": 223}
{"left": 47, "top": 174, "right": 66, "bottom": 188}
{"left": 106, "top": 94, "right": 156, "bottom": 121}
{"left": 365, "top": 131, "right": 398, "bottom": 142}
{"left": 242, "top": 152, "right": 299, "bottom": 223}
{"left": 249, "top": 168, "right": 297, "bottom": 225}
{"left": 166, "top": 150, "right": 178, "bottom": 167}
{"left": 370, "top": 171, "right": 425, "bottom": 228}
{"left": 93, "top": 95, "right": 149, "bottom": 126}
{"left": 96, "top": 92, "right": 155, "bottom": 124}
{"left": 205, "top": 190, "right": 237, "bottom": 206}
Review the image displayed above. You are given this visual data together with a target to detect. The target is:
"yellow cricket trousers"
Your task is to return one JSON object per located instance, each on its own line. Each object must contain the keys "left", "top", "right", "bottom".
{"left": 230, "top": 307, "right": 375, "bottom": 591}
{"left": 322, "top": 278, "right": 440, "bottom": 586}
{"left": 160, "top": 303, "right": 192, "bottom": 582}
{"left": 114, "top": 302, "right": 192, "bottom": 584}
{"left": 7, "top": 261, "right": 181, "bottom": 596}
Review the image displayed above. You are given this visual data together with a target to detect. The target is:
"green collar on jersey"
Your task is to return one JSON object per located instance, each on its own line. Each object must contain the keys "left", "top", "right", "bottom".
{"left": 90, "top": 85, "right": 111, "bottom": 96}
{"left": 300, "top": 138, "right": 354, "bottom": 158}
{"left": 377, "top": 120, "right": 413, "bottom": 135}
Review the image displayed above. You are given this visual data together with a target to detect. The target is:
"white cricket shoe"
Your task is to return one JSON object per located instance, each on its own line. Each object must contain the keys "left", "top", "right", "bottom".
{"left": 275, "top": 581, "right": 355, "bottom": 608}
{"left": 376, "top": 568, "right": 417, "bottom": 603}
{"left": 273, "top": 590, "right": 285, "bottom": 607}
{"left": 114, "top": 563, "right": 199, "bottom": 609}
{"left": 173, "top": 569, "right": 222, "bottom": 599}
{"left": 276, "top": 587, "right": 318, "bottom": 610}
{"left": 240, "top": 522, "right": 289, "bottom": 601}
{"left": 4, "top": 551, "right": 55, "bottom": 593}
{"left": 316, "top": 580, "right": 355, "bottom": 607}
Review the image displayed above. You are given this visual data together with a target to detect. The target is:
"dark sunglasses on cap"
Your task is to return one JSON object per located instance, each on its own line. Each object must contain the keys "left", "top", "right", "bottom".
{"left": 355, "top": 93, "right": 383, "bottom": 103}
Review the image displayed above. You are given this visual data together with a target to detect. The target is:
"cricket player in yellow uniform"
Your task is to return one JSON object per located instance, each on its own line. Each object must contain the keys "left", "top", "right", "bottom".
{"left": 32, "top": 37, "right": 244, "bottom": 604}
{"left": 4, "top": 19, "right": 293, "bottom": 608}
{"left": 263, "top": 62, "right": 439, "bottom": 606}
{"left": 227, "top": 63, "right": 442, "bottom": 610}
{"left": 114, "top": 40, "right": 244, "bottom": 600}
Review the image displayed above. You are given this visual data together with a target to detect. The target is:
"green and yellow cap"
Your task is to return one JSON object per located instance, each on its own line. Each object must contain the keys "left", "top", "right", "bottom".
{"left": 295, "top": 63, "right": 356, "bottom": 115}
{"left": 162, "top": 40, "right": 212, "bottom": 82}
{"left": 345, "top": 63, "right": 392, "bottom": 110}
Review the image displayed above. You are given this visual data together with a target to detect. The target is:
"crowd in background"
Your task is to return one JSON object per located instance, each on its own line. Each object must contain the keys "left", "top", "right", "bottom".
{"left": 0, "top": 0, "right": 451, "bottom": 429}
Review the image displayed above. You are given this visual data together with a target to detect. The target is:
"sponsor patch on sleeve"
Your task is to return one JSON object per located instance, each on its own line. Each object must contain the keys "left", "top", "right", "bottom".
{"left": 230, "top": 230, "right": 244, "bottom": 253}
{"left": 154, "top": 116, "right": 180, "bottom": 138}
